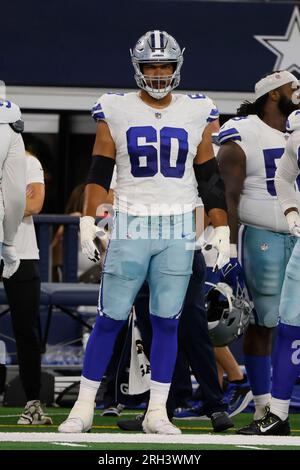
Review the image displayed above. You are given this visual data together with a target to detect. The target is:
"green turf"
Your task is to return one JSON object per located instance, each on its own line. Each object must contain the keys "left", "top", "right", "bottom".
{"left": 1, "top": 442, "right": 300, "bottom": 451}
{"left": 0, "top": 407, "right": 299, "bottom": 450}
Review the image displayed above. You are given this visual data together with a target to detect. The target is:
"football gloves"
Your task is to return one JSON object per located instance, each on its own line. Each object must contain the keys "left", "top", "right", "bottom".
{"left": 80, "top": 216, "right": 101, "bottom": 263}
{"left": 286, "top": 211, "right": 300, "bottom": 237}
{"left": 204, "top": 225, "right": 230, "bottom": 272}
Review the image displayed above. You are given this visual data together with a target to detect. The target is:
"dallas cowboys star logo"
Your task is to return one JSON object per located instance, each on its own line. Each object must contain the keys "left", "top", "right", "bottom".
{"left": 255, "top": 6, "right": 300, "bottom": 75}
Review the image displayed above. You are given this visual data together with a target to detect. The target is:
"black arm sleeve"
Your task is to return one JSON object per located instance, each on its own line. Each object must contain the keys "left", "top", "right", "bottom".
{"left": 194, "top": 158, "right": 227, "bottom": 213}
{"left": 86, "top": 155, "right": 115, "bottom": 192}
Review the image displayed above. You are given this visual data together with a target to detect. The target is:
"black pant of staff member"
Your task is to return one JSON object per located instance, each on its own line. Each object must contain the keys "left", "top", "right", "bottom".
{"left": 1, "top": 259, "right": 52, "bottom": 424}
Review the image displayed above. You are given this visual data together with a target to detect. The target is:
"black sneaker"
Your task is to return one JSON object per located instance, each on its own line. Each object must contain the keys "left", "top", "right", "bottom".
{"left": 101, "top": 404, "right": 124, "bottom": 417}
{"left": 117, "top": 413, "right": 144, "bottom": 432}
{"left": 210, "top": 411, "right": 234, "bottom": 432}
{"left": 257, "top": 411, "right": 290, "bottom": 436}
{"left": 236, "top": 419, "right": 261, "bottom": 435}
{"left": 223, "top": 376, "right": 253, "bottom": 418}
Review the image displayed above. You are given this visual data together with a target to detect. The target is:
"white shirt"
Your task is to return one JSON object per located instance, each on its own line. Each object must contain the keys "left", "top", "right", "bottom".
{"left": 92, "top": 91, "right": 219, "bottom": 216}
{"left": 14, "top": 156, "right": 44, "bottom": 259}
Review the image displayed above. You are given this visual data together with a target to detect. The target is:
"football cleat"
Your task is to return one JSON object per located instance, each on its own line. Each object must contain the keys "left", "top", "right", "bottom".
{"left": 236, "top": 419, "right": 262, "bottom": 435}
{"left": 257, "top": 411, "right": 290, "bottom": 436}
{"left": 142, "top": 405, "right": 181, "bottom": 435}
{"left": 58, "top": 400, "right": 94, "bottom": 433}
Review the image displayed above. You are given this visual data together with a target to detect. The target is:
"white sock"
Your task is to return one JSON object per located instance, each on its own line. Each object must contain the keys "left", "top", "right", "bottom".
{"left": 270, "top": 397, "right": 290, "bottom": 421}
{"left": 253, "top": 393, "right": 271, "bottom": 420}
{"left": 148, "top": 380, "right": 170, "bottom": 409}
{"left": 77, "top": 375, "right": 100, "bottom": 404}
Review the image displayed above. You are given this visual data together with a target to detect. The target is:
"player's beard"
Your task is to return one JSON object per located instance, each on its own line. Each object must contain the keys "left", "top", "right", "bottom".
{"left": 278, "top": 95, "right": 299, "bottom": 118}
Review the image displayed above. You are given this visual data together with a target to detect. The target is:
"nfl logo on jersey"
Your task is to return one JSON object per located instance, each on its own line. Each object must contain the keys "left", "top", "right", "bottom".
{"left": 155, "top": 112, "right": 162, "bottom": 119}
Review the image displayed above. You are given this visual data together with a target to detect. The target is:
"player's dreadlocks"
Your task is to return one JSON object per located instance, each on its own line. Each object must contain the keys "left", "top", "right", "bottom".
{"left": 237, "top": 94, "right": 268, "bottom": 119}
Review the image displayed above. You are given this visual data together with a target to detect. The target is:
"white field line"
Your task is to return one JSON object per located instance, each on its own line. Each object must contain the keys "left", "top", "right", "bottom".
{"left": 0, "top": 432, "right": 299, "bottom": 447}
{"left": 237, "top": 445, "right": 270, "bottom": 450}
{"left": 52, "top": 442, "right": 89, "bottom": 447}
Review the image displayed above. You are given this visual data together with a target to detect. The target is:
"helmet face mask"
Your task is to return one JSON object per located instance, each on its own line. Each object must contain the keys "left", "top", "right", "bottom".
{"left": 206, "top": 282, "right": 252, "bottom": 347}
{"left": 130, "top": 30, "right": 184, "bottom": 99}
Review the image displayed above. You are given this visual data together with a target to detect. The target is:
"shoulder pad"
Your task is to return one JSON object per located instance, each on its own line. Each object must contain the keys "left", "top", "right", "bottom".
{"left": 0, "top": 100, "right": 21, "bottom": 124}
{"left": 186, "top": 93, "right": 219, "bottom": 123}
{"left": 91, "top": 92, "right": 125, "bottom": 122}
{"left": 218, "top": 117, "right": 249, "bottom": 145}
{"left": 91, "top": 100, "right": 106, "bottom": 122}
{"left": 286, "top": 110, "right": 300, "bottom": 132}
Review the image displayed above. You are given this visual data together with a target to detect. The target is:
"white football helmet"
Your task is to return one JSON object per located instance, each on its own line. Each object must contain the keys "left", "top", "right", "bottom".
{"left": 205, "top": 282, "right": 251, "bottom": 347}
{"left": 130, "top": 30, "right": 184, "bottom": 100}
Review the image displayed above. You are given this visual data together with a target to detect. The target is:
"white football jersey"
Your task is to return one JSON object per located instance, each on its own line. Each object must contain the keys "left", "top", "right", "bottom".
{"left": 92, "top": 92, "right": 218, "bottom": 215}
{"left": 218, "top": 115, "right": 300, "bottom": 232}
{"left": 0, "top": 99, "right": 26, "bottom": 244}
{"left": 275, "top": 122, "right": 300, "bottom": 214}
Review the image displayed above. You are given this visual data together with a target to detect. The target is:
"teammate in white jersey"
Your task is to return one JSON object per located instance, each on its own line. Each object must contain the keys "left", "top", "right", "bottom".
{"left": 248, "top": 110, "right": 300, "bottom": 435}
{"left": 0, "top": 98, "right": 26, "bottom": 278}
{"left": 59, "top": 30, "right": 230, "bottom": 434}
{"left": 217, "top": 70, "right": 300, "bottom": 435}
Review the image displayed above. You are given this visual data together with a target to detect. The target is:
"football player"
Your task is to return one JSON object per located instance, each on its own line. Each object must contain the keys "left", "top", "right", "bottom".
{"left": 218, "top": 70, "right": 300, "bottom": 434}
{"left": 59, "top": 30, "right": 230, "bottom": 434}
{"left": 0, "top": 97, "right": 26, "bottom": 277}
{"left": 251, "top": 109, "right": 300, "bottom": 435}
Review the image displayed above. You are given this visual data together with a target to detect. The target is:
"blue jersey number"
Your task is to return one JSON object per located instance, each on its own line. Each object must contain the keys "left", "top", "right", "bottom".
{"left": 263, "top": 148, "right": 285, "bottom": 196}
{"left": 126, "top": 126, "right": 188, "bottom": 178}
{"left": 264, "top": 147, "right": 300, "bottom": 196}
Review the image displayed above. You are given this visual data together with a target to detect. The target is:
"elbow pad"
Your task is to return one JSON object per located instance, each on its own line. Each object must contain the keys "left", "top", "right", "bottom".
{"left": 86, "top": 155, "right": 115, "bottom": 192}
{"left": 194, "top": 159, "right": 227, "bottom": 213}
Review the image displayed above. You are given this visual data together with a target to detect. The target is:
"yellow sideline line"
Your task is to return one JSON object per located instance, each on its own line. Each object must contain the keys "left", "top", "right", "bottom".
{"left": 0, "top": 424, "right": 215, "bottom": 432}
{"left": 0, "top": 423, "right": 300, "bottom": 433}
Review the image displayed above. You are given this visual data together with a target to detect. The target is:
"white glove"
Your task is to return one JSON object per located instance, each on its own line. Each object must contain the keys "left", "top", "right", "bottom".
{"left": 204, "top": 225, "right": 230, "bottom": 272}
{"left": 80, "top": 216, "right": 101, "bottom": 263}
{"left": 2, "top": 245, "right": 20, "bottom": 279}
{"left": 286, "top": 211, "right": 300, "bottom": 237}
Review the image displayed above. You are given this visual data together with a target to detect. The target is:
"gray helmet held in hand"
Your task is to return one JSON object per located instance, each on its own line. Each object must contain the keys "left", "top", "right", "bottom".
{"left": 206, "top": 282, "right": 251, "bottom": 347}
